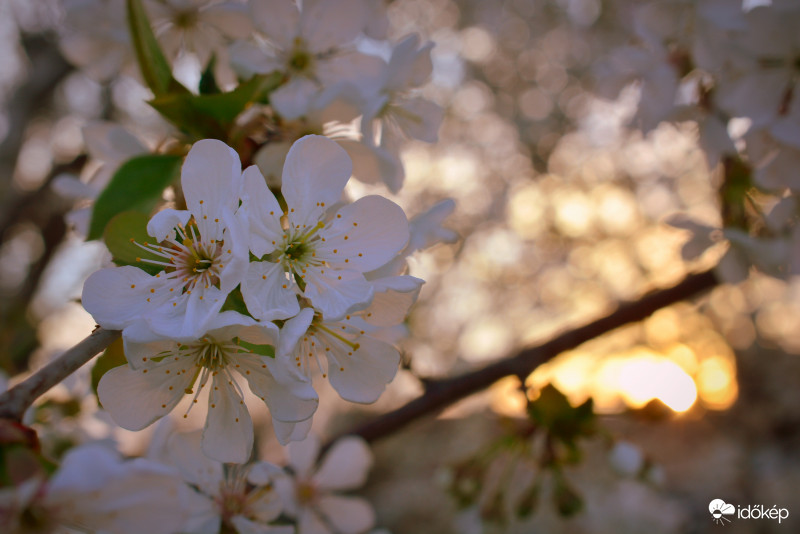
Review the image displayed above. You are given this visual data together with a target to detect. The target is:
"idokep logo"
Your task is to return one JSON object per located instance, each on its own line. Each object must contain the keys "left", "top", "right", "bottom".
{"left": 709, "top": 499, "right": 735, "bottom": 525}
{"left": 709, "top": 498, "right": 790, "bottom": 526}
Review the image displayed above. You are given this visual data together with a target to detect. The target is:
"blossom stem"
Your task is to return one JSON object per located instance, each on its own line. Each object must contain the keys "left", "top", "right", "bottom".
{"left": 0, "top": 327, "right": 121, "bottom": 421}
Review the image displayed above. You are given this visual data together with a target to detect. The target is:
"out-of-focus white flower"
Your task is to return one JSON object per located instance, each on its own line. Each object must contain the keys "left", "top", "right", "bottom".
{"left": 151, "top": 429, "right": 293, "bottom": 534}
{"left": 98, "top": 311, "right": 319, "bottom": 463}
{"left": 59, "top": 0, "right": 136, "bottom": 82}
{"left": 53, "top": 122, "right": 149, "bottom": 236}
{"left": 0, "top": 443, "right": 192, "bottom": 534}
{"left": 745, "top": 127, "right": 800, "bottom": 191}
{"left": 241, "top": 135, "right": 409, "bottom": 322}
{"left": 276, "top": 435, "right": 376, "bottom": 534}
{"left": 359, "top": 34, "right": 443, "bottom": 192}
{"left": 82, "top": 139, "right": 249, "bottom": 339}
{"left": 608, "top": 441, "right": 645, "bottom": 477}
{"left": 231, "top": 0, "right": 383, "bottom": 119}
{"left": 145, "top": 0, "right": 253, "bottom": 86}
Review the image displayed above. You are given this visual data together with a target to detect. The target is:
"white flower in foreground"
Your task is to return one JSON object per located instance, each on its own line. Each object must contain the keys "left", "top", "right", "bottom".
{"left": 231, "top": 0, "right": 383, "bottom": 119}
{"left": 0, "top": 444, "right": 191, "bottom": 534}
{"left": 281, "top": 275, "right": 422, "bottom": 404}
{"left": 276, "top": 435, "right": 376, "bottom": 534}
{"left": 82, "top": 139, "right": 249, "bottom": 339}
{"left": 152, "top": 430, "right": 293, "bottom": 534}
{"left": 98, "top": 311, "right": 319, "bottom": 463}
{"left": 241, "top": 135, "right": 409, "bottom": 322}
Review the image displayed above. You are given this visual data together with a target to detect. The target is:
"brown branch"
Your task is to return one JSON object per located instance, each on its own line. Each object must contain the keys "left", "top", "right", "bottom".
{"left": 0, "top": 328, "right": 120, "bottom": 421}
{"left": 326, "top": 268, "right": 720, "bottom": 448}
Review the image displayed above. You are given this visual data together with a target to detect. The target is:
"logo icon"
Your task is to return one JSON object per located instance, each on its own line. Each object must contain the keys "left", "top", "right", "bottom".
{"left": 709, "top": 499, "right": 735, "bottom": 525}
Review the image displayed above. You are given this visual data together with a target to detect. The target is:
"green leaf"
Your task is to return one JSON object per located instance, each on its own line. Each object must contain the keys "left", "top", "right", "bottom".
{"left": 126, "top": 0, "right": 189, "bottom": 96}
{"left": 91, "top": 337, "right": 128, "bottom": 401}
{"left": 149, "top": 72, "right": 284, "bottom": 140}
{"left": 553, "top": 472, "right": 583, "bottom": 518}
{"left": 88, "top": 154, "right": 182, "bottom": 240}
{"left": 236, "top": 339, "right": 276, "bottom": 358}
{"left": 103, "top": 210, "right": 163, "bottom": 275}
{"left": 199, "top": 55, "right": 222, "bottom": 95}
{"left": 527, "top": 384, "right": 595, "bottom": 447}
{"left": 220, "top": 286, "right": 252, "bottom": 316}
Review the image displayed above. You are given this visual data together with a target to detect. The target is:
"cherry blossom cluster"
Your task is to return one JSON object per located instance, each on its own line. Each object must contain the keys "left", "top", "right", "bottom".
{"left": 592, "top": 0, "right": 800, "bottom": 282}
{"left": 59, "top": 0, "right": 443, "bottom": 193}
{"left": 81, "top": 134, "right": 426, "bottom": 463}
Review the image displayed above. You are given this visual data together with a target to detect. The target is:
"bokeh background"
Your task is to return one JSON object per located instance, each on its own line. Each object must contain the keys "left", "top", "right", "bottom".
{"left": 1, "top": 0, "right": 798, "bottom": 532}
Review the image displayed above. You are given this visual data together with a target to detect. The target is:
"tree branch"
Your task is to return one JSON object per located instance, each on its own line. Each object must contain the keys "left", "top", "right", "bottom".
{"left": 0, "top": 327, "right": 120, "bottom": 421}
{"left": 326, "top": 268, "right": 720, "bottom": 448}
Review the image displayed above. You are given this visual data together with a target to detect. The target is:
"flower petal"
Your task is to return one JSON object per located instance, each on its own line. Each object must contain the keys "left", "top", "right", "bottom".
{"left": 313, "top": 436, "right": 372, "bottom": 491}
{"left": 319, "top": 195, "right": 409, "bottom": 272}
{"left": 97, "top": 362, "right": 190, "bottom": 430}
{"left": 301, "top": 0, "right": 365, "bottom": 53}
{"left": 182, "top": 139, "right": 243, "bottom": 223}
{"left": 242, "top": 165, "right": 284, "bottom": 257}
{"left": 239, "top": 355, "right": 319, "bottom": 423}
{"left": 252, "top": 0, "right": 300, "bottom": 50}
{"left": 298, "top": 508, "right": 333, "bottom": 534}
{"left": 327, "top": 336, "right": 399, "bottom": 404}
{"left": 282, "top": 135, "right": 352, "bottom": 229}
{"left": 393, "top": 97, "right": 443, "bottom": 143}
{"left": 362, "top": 276, "right": 424, "bottom": 327}
{"left": 286, "top": 435, "right": 320, "bottom": 478}
{"left": 230, "top": 515, "right": 294, "bottom": 534}
{"left": 271, "top": 77, "right": 319, "bottom": 120}
{"left": 272, "top": 418, "right": 314, "bottom": 446}
{"left": 146, "top": 208, "right": 191, "bottom": 241}
{"left": 82, "top": 266, "right": 161, "bottom": 330}
{"left": 202, "top": 375, "right": 254, "bottom": 464}
{"left": 316, "top": 495, "right": 375, "bottom": 534}
{"left": 242, "top": 261, "right": 300, "bottom": 321}
{"left": 303, "top": 268, "right": 373, "bottom": 321}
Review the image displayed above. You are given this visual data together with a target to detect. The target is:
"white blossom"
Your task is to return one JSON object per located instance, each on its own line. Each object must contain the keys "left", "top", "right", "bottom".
{"left": 276, "top": 435, "right": 376, "bottom": 534}
{"left": 98, "top": 311, "right": 319, "bottom": 463}
{"left": 82, "top": 139, "right": 249, "bottom": 340}
{"left": 241, "top": 135, "right": 409, "bottom": 322}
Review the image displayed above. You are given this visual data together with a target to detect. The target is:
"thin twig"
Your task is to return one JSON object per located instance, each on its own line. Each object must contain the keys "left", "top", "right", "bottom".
{"left": 325, "top": 268, "right": 719, "bottom": 449}
{"left": 0, "top": 328, "right": 120, "bottom": 421}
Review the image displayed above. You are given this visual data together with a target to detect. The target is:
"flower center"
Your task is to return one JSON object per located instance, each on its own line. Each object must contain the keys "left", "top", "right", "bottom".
{"left": 296, "top": 481, "right": 317, "bottom": 504}
{"left": 134, "top": 220, "right": 225, "bottom": 293}
{"left": 194, "top": 340, "right": 231, "bottom": 371}
{"left": 173, "top": 9, "right": 199, "bottom": 29}
{"left": 289, "top": 39, "right": 313, "bottom": 73}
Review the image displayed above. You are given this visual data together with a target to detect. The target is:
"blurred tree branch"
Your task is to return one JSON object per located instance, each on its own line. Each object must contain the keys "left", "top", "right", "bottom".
{"left": 326, "top": 268, "right": 720, "bottom": 449}
{"left": 0, "top": 327, "right": 120, "bottom": 421}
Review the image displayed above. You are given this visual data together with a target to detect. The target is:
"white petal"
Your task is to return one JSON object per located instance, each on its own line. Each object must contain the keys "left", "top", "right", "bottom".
{"left": 316, "top": 51, "right": 386, "bottom": 88}
{"left": 239, "top": 355, "right": 319, "bottom": 422}
{"left": 319, "top": 196, "right": 409, "bottom": 272}
{"left": 327, "top": 336, "right": 399, "bottom": 404}
{"left": 252, "top": 0, "right": 300, "bottom": 50}
{"left": 247, "top": 461, "right": 284, "bottom": 486}
{"left": 182, "top": 139, "right": 243, "bottom": 219}
{"left": 146, "top": 208, "right": 191, "bottom": 241}
{"left": 97, "top": 361, "right": 191, "bottom": 430}
{"left": 271, "top": 77, "right": 319, "bottom": 120}
{"left": 340, "top": 139, "right": 404, "bottom": 192}
{"left": 202, "top": 3, "right": 253, "bottom": 39}
{"left": 286, "top": 435, "right": 320, "bottom": 478}
{"left": 244, "top": 486, "right": 283, "bottom": 524}
{"left": 82, "top": 266, "right": 161, "bottom": 330}
{"left": 83, "top": 121, "right": 147, "bottom": 163}
{"left": 242, "top": 261, "right": 300, "bottom": 321}
{"left": 217, "top": 207, "right": 251, "bottom": 294}
{"left": 229, "top": 39, "right": 283, "bottom": 78}
{"left": 393, "top": 97, "right": 443, "bottom": 143}
{"left": 242, "top": 165, "right": 284, "bottom": 257}
{"left": 316, "top": 495, "right": 375, "bottom": 534}
{"left": 123, "top": 336, "right": 176, "bottom": 370}
{"left": 407, "top": 198, "right": 458, "bottom": 252}
{"left": 386, "top": 34, "right": 433, "bottom": 90}
{"left": 301, "top": 0, "right": 365, "bottom": 52}
{"left": 272, "top": 418, "right": 314, "bottom": 446}
{"left": 278, "top": 308, "right": 314, "bottom": 369}
{"left": 145, "top": 286, "right": 226, "bottom": 340}
{"left": 202, "top": 375, "right": 254, "bottom": 464}
{"left": 313, "top": 436, "right": 372, "bottom": 491}
{"left": 303, "top": 268, "right": 373, "bottom": 321}
{"left": 282, "top": 135, "right": 352, "bottom": 229}
{"left": 362, "top": 276, "right": 424, "bottom": 327}
{"left": 299, "top": 508, "right": 333, "bottom": 534}
{"left": 164, "top": 430, "right": 224, "bottom": 497}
